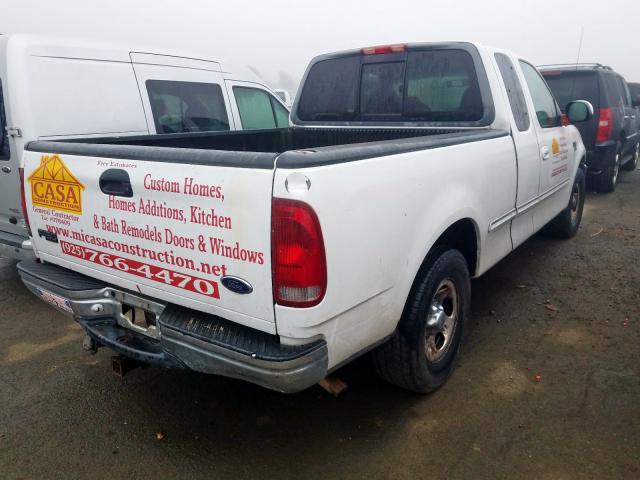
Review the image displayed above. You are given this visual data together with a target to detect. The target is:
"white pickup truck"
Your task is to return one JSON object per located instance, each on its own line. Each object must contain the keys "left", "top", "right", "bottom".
{"left": 18, "top": 42, "right": 593, "bottom": 393}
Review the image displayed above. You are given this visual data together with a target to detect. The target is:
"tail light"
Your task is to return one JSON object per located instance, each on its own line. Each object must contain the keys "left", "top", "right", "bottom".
{"left": 361, "top": 44, "right": 406, "bottom": 55}
{"left": 18, "top": 168, "right": 32, "bottom": 236}
{"left": 271, "top": 198, "right": 326, "bottom": 308}
{"left": 596, "top": 107, "right": 613, "bottom": 143}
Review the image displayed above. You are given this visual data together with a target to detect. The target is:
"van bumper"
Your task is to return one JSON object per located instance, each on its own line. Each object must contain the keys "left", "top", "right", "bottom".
{"left": 0, "top": 232, "right": 36, "bottom": 261}
{"left": 17, "top": 260, "right": 328, "bottom": 393}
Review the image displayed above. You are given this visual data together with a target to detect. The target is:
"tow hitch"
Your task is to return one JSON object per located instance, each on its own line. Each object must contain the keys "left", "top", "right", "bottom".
{"left": 111, "top": 355, "right": 143, "bottom": 378}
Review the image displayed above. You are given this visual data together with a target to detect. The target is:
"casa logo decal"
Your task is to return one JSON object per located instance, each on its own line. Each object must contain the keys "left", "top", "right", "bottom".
{"left": 551, "top": 138, "right": 560, "bottom": 156}
{"left": 28, "top": 154, "right": 85, "bottom": 214}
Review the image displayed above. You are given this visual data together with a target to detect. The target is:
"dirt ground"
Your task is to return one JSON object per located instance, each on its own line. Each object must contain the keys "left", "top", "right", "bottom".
{"left": 1, "top": 169, "right": 639, "bottom": 480}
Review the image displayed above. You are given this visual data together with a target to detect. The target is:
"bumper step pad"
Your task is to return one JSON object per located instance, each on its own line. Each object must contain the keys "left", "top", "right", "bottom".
{"left": 159, "top": 304, "right": 325, "bottom": 362}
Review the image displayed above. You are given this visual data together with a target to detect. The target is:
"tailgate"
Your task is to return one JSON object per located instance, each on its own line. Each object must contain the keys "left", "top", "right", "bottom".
{"left": 23, "top": 144, "right": 277, "bottom": 333}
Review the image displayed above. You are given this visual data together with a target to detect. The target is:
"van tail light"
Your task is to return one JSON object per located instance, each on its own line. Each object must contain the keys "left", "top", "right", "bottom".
{"left": 271, "top": 198, "right": 326, "bottom": 308}
{"left": 596, "top": 107, "right": 613, "bottom": 143}
{"left": 361, "top": 44, "right": 406, "bottom": 55}
{"left": 18, "top": 168, "right": 32, "bottom": 236}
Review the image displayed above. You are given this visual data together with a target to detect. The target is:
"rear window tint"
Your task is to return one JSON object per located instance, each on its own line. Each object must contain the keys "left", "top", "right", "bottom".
{"left": 298, "top": 56, "right": 360, "bottom": 121}
{"left": 298, "top": 48, "right": 485, "bottom": 123}
{"left": 146, "top": 80, "right": 229, "bottom": 134}
{"left": 0, "top": 80, "right": 9, "bottom": 160}
{"left": 603, "top": 74, "right": 623, "bottom": 107}
{"left": 541, "top": 71, "right": 599, "bottom": 111}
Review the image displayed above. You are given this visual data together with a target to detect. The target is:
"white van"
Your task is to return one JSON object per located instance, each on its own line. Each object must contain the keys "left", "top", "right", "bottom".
{"left": 0, "top": 34, "right": 289, "bottom": 260}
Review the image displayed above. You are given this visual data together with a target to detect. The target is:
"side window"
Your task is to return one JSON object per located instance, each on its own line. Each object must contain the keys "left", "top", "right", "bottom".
{"left": 146, "top": 80, "right": 230, "bottom": 134}
{"left": 619, "top": 78, "right": 633, "bottom": 107}
{"left": 0, "top": 80, "right": 9, "bottom": 160}
{"left": 234, "top": 87, "right": 289, "bottom": 130}
{"left": 495, "top": 53, "right": 530, "bottom": 131}
{"left": 519, "top": 61, "right": 562, "bottom": 128}
{"left": 604, "top": 74, "right": 623, "bottom": 107}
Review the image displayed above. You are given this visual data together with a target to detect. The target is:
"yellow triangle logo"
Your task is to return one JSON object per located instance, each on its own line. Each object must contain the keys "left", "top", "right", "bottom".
{"left": 28, "top": 155, "right": 85, "bottom": 214}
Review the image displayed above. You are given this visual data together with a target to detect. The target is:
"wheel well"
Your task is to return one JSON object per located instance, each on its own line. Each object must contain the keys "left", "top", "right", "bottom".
{"left": 432, "top": 219, "right": 478, "bottom": 276}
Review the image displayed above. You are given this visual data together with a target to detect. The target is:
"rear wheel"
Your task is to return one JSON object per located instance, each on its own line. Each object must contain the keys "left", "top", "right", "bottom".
{"left": 622, "top": 142, "right": 639, "bottom": 171}
{"left": 373, "top": 248, "right": 469, "bottom": 393}
{"left": 544, "top": 168, "right": 585, "bottom": 238}
{"left": 593, "top": 143, "right": 621, "bottom": 193}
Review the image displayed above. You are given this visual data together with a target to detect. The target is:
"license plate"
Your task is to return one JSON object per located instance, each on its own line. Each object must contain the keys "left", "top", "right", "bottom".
{"left": 36, "top": 288, "right": 74, "bottom": 314}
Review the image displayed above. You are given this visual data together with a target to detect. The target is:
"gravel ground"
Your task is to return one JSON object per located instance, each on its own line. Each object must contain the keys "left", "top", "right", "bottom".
{"left": 1, "top": 169, "right": 639, "bottom": 480}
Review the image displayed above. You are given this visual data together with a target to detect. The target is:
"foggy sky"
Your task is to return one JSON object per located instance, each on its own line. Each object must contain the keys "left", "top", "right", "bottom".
{"left": 2, "top": 0, "right": 639, "bottom": 92}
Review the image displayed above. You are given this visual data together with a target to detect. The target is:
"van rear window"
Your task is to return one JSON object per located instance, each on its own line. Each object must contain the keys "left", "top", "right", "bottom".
{"left": 0, "top": 80, "right": 9, "bottom": 160}
{"left": 297, "top": 49, "right": 485, "bottom": 123}
{"left": 146, "top": 80, "right": 230, "bottom": 134}
{"left": 542, "top": 71, "right": 599, "bottom": 112}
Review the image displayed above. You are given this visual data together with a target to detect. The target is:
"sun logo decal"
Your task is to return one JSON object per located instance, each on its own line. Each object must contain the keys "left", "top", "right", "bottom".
{"left": 27, "top": 154, "right": 85, "bottom": 214}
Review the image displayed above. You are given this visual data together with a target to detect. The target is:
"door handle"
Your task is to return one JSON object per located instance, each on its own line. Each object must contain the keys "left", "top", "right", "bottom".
{"left": 99, "top": 169, "right": 133, "bottom": 197}
{"left": 541, "top": 146, "right": 551, "bottom": 160}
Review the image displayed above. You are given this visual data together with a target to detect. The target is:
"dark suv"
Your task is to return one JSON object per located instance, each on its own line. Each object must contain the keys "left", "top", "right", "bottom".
{"left": 540, "top": 64, "right": 640, "bottom": 192}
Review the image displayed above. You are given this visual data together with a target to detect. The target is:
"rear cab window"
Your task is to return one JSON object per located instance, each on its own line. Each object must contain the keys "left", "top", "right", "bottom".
{"left": 541, "top": 70, "right": 599, "bottom": 112}
{"left": 0, "top": 79, "right": 9, "bottom": 160}
{"left": 295, "top": 44, "right": 494, "bottom": 126}
{"left": 146, "top": 80, "right": 230, "bottom": 134}
{"left": 233, "top": 87, "right": 289, "bottom": 129}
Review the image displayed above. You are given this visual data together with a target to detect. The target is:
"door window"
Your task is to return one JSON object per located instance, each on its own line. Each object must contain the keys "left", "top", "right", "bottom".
{"left": 146, "top": 80, "right": 230, "bottom": 134}
{"left": 519, "top": 61, "right": 562, "bottom": 128}
{"left": 495, "top": 53, "right": 530, "bottom": 131}
{"left": 0, "top": 80, "right": 9, "bottom": 160}
{"left": 233, "top": 87, "right": 289, "bottom": 129}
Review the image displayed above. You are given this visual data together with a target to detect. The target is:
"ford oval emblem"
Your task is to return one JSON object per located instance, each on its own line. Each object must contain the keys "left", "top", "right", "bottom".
{"left": 221, "top": 276, "right": 253, "bottom": 295}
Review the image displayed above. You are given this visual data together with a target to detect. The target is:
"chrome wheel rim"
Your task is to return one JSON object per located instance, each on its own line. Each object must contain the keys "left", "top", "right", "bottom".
{"left": 425, "top": 279, "right": 459, "bottom": 363}
{"left": 612, "top": 153, "right": 620, "bottom": 186}
{"left": 570, "top": 180, "right": 581, "bottom": 226}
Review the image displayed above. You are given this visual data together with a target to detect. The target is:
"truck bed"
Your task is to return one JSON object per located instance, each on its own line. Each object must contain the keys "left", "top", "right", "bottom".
{"left": 26, "top": 127, "right": 508, "bottom": 169}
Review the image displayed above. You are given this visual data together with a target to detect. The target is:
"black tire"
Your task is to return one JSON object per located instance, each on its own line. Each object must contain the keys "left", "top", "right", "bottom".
{"left": 622, "top": 142, "right": 639, "bottom": 171}
{"left": 593, "top": 143, "right": 621, "bottom": 193}
{"left": 544, "top": 168, "right": 586, "bottom": 238}
{"left": 373, "top": 247, "right": 470, "bottom": 393}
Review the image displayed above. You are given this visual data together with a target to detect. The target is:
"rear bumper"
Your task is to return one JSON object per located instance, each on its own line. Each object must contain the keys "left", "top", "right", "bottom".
{"left": 17, "top": 261, "right": 328, "bottom": 393}
{"left": 585, "top": 142, "right": 617, "bottom": 173}
{"left": 0, "top": 230, "right": 36, "bottom": 261}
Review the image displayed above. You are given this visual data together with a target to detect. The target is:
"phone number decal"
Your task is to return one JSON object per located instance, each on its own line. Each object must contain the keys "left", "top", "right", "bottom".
{"left": 60, "top": 240, "right": 220, "bottom": 299}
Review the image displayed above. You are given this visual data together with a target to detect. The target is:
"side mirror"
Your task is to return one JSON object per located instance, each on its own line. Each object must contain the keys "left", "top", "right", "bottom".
{"left": 566, "top": 100, "right": 594, "bottom": 123}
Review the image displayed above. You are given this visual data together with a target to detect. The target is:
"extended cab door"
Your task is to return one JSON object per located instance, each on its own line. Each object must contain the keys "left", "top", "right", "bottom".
{"left": 519, "top": 61, "right": 573, "bottom": 203}
{"left": 493, "top": 53, "right": 540, "bottom": 246}
{"left": 130, "top": 53, "right": 236, "bottom": 134}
